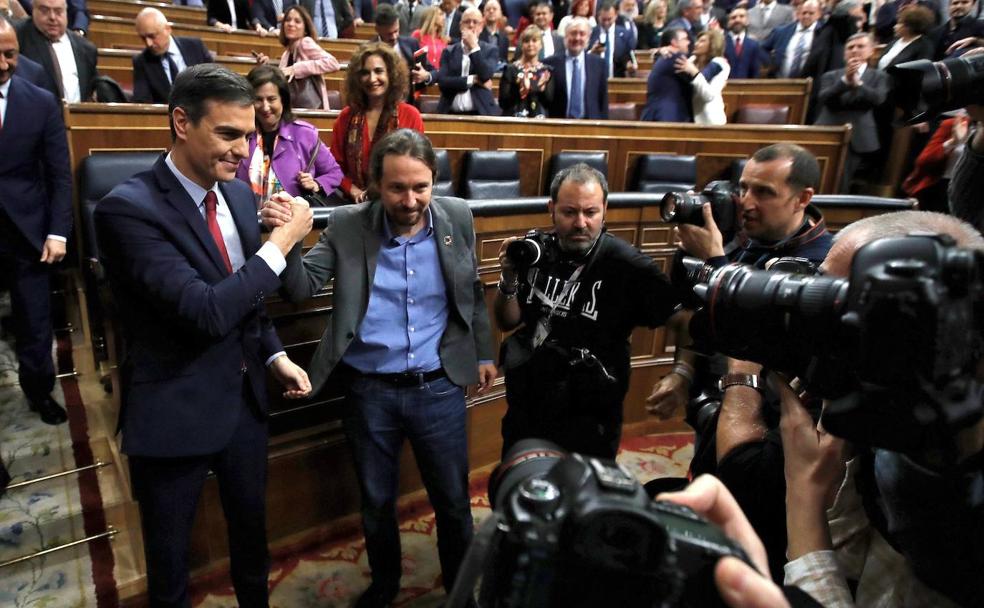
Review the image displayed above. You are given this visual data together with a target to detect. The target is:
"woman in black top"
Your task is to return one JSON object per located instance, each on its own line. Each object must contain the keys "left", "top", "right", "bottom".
{"left": 499, "top": 26, "right": 555, "bottom": 118}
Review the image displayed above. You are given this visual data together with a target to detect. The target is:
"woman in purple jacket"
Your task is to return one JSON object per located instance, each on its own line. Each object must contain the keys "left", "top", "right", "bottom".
{"left": 236, "top": 65, "right": 343, "bottom": 206}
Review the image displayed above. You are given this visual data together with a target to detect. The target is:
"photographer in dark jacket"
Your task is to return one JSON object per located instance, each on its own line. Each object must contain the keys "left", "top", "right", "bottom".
{"left": 646, "top": 143, "right": 832, "bottom": 580}
{"left": 494, "top": 164, "right": 680, "bottom": 459}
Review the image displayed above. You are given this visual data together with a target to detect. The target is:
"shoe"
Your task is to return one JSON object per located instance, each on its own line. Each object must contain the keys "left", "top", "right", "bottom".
{"left": 29, "top": 396, "right": 68, "bottom": 425}
{"left": 354, "top": 582, "right": 399, "bottom": 608}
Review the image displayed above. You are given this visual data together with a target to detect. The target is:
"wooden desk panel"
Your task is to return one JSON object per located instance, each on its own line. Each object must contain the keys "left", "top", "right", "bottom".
{"left": 89, "top": 0, "right": 206, "bottom": 25}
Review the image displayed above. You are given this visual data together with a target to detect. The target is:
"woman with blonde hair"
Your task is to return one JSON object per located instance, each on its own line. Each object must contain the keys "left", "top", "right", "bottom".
{"left": 674, "top": 29, "right": 729, "bottom": 125}
{"left": 330, "top": 42, "right": 424, "bottom": 203}
{"left": 412, "top": 6, "right": 450, "bottom": 68}
{"left": 499, "top": 25, "right": 554, "bottom": 117}
{"left": 637, "top": 0, "right": 668, "bottom": 50}
{"left": 254, "top": 5, "right": 341, "bottom": 110}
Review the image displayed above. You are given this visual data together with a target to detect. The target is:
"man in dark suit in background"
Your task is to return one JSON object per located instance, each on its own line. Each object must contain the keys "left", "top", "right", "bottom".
{"left": 207, "top": 0, "right": 260, "bottom": 32}
{"left": 251, "top": 0, "right": 285, "bottom": 33}
{"left": 931, "top": 0, "right": 984, "bottom": 58}
{"left": 666, "top": 0, "right": 703, "bottom": 48}
{"left": 18, "top": 0, "right": 86, "bottom": 35}
{"left": 95, "top": 64, "right": 314, "bottom": 608}
{"left": 437, "top": 6, "right": 501, "bottom": 115}
{"left": 589, "top": 1, "right": 636, "bottom": 77}
{"left": 374, "top": 3, "right": 438, "bottom": 106}
{"left": 724, "top": 7, "right": 767, "bottom": 78}
{"left": 0, "top": 18, "right": 70, "bottom": 425}
{"left": 290, "top": 0, "right": 355, "bottom": 38}
{"left": 516, "top": 0, "right": 564, "bottom": 59}
{"left": 132, "top": 8, "right": 211, "bottom": 104}
{"left": 480, "top": 0, "right": 510, "bottom": 63}
{"left": 761, "top": 0, "right": 821, "bottom": 78}
{"left": 15, "top": 0, "right": 96, "bottom": 102}
{"left": 640, "top": 27, "right": 692, "bottom": 121}
{"left": 544, "top": 17, "right": 608, "bottom": 118}
{"left": 814, "top": 33, "right": 890, "bottom": 192}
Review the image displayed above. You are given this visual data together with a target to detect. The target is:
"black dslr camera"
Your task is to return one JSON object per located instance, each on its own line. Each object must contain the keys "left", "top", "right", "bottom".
{"left": 446, "top": 439, "right": 751, "bottom": 608}
{"left": 660, "top": 180, "right": 739, "bottom": 242}
{"left": 506, "top": 230, "right": 561, "bottom": 270}
{"left": 890, "top": 52, "right": 984, "bottom": 122}
{"left": 684, "top": 234, "right": 984, "bottom": 451}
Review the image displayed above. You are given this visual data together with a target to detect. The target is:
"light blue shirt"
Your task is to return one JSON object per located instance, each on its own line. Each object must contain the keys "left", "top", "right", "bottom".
{"left": 565, "top": 51, "right": 586, "bottom": 115}
{"left": 313, "top": 0, "right": 339, "bottom": 39}
{"left": 342, "top": 208, "right": 449, "bottom": 374}
{"left": 163, "top": 37, "right": 188, "bottom": 84}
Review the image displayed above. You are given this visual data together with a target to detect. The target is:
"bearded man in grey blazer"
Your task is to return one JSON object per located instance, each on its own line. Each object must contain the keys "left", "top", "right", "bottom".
{"left": 263, "top": 128, "right": 496, "bottom": 608}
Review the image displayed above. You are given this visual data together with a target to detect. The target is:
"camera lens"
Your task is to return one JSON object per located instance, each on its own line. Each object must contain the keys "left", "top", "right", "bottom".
{"left": 489, "top": 439, "right": 566, "bottom": 509}
{"left": 660, "top": 192, "right": 704, "bottom": 225}
{"left": 506, "top": 238, "right": 544, "bottom": 269}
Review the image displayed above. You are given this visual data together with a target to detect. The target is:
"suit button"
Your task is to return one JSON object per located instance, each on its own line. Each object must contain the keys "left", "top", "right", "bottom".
{"left": 346, "top": 331, "right": 354, "bottom": 339}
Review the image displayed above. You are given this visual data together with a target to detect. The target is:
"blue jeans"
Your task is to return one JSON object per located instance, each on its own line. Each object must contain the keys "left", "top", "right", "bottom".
{"left": 343, "top": 374, "right": 473, "bottom": 593}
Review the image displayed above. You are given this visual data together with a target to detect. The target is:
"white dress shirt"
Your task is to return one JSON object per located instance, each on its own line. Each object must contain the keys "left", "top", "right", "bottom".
{"left": 782, "top": 22, "right": 815, "bottom": 77}
{"left": 451, "top": 44, "right": 478, "bottom": 113}
{"left": 226, "top": 0, "right": 239, "bottom": 28}
{"left": 541, "top": 28, "right": 555, "bottom": 57}
{"left": 51, "top": 32, "right": 81, "bottom": 102}
{"left": 877, "top": 36, "right": 917, "bottom": 70}
{"left": 600, "top": 23, "right": 616, "bottom": 76}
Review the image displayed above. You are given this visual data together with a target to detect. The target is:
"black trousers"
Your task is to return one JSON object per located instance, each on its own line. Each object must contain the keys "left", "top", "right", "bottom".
{"left": 128, "top": 404, "right": 270, "bottom": 608}
{"left": 0, "top": 209, "right": 54, "bottom": 404}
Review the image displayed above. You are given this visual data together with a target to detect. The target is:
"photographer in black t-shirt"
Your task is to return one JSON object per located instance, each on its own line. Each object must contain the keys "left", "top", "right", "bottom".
{"left": 645, "top": 143, "right": 833, "bottom": 580}
{"left": 493, "top": 164, "right": 680, "bottom": 459}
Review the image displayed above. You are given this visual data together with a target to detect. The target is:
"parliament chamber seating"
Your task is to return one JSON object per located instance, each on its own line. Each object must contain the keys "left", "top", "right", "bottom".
{"left": 459, "top": 150, "right": 522, "bottom": 199}
{"left": 433, "top": 149, "right": 455, "bottom": 197}
{"left": 633, "top": 154, "right": 698, "bottom": 195}
{"left": 608, "top": 102, "right": 640, "bottom": 121}
{"left": 545, "top": 151, "right": 609, "bottom": 194}
{"left": 734, "top": 104, "right": 792, "bottom": 125}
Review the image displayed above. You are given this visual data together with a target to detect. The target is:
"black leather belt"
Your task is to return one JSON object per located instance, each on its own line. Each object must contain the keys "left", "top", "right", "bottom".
{"left": 354, "top": 367, "right": 447, "bottom": 388}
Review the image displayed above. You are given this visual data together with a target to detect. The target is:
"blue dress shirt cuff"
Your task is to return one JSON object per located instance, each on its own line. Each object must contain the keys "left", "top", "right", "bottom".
{"left": 256, "top": 241, "right": 287, "bottom": 275}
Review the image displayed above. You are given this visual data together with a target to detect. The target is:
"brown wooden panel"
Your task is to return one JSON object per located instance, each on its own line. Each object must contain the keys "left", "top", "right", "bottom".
{"left": 89, "top": 0, "right": 206, "bottom": 26}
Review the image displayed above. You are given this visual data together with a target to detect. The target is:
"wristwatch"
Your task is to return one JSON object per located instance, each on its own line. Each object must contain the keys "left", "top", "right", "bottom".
{"left": 717, "top": 373, "right": 762, "bottom": 393}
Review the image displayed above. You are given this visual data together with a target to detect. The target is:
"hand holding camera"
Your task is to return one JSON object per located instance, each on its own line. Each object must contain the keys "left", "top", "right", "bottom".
{"left": 676, "top": 203, "right": 726, "bottom": 260}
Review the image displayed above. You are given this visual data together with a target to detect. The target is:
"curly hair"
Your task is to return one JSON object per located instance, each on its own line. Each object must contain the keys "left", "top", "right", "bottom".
{"left": 344, "top": 41, "right": 409, "bottom": 112}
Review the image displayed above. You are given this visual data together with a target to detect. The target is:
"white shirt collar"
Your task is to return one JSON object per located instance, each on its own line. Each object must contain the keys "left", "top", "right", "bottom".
{"left": 799, "top": 22, "right": 816, "bottom": 33}
{"left": 165, "top": 36, "right": 177, "bottom": 56}
{"left": 53, "top": 31, "right": 71, "bottom": 45}
{"left": 165, "top": 152, "right": 219, "bottom": 208}
{"left": 0, "top": 78, "right": 10, "bottom": 97}
{"left": 567, "top": 50, "right": 585, "bottom": 62}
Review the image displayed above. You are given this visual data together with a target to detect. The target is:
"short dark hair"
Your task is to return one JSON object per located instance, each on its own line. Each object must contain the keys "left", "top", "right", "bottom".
{"left": 660, "top": 27, "right": 684, "bottom": 47}
{"left": 750, "top": 143, "right": 820, "bottom": 192}
{"left": 598, "top": 0, "right": 619, "bottom": 13}
{"left": 168, "top": 63, "right": 253, "bottom": 141}
{"left": 898, "top": 4, "right": 935, "bottom": 35}
{"left": 528, "top": 0, "right": 552, "bottom": 13}
{"left": 246, "top": 64, "right": 294, "bottom": 125}
{"left": 278, "top": 5, "right": 318, "bottom": 47}
{"left": 549, "top": 163, "right": 609, "bottom": 204}
{"left": 369, "top": 128, "right": 437, "bottom": 186}
{"left": 374, "top": 3, "right": 400, "bottom": 27}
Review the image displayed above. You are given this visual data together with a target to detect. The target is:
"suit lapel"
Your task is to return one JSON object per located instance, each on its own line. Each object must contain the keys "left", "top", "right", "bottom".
{"left": 429, "top": 199, "right": 457, "bottom": 294}
{"left": 153, "top": 159, "right": 232, "bottom": 275}
{"left": 146, "top": 52, "right": 170, "bottom": 100}
{"left": 221, "top": 181, "right": 258, "bottom": 257}
{"left": 362, "top": 202, "right": 383, "bottom": 291}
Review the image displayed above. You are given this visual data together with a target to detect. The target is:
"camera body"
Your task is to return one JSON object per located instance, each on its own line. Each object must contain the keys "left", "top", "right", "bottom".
{"left": 890, "top": 52, "right": 984, "bottom": 122}
{"left": 685, "top": 234, "right": 984, "bottom": 450}
{"left": 506, "top": 230, "right": 562, "bottom": 270}
{"left": 660, "top": 180, "right": 739, "bottom": 241}
{"left": 474, "top": 440, "right": 750, "bottom": 608}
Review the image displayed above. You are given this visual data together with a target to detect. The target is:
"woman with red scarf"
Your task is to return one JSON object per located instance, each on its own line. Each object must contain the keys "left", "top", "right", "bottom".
{"left": 330, "top": 42, "right": 425, "bottom": 203}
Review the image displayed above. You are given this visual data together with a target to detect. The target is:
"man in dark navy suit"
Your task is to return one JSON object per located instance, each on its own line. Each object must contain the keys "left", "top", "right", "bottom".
{"left": 544, "top": 17, "right": 608, "bottom": 118}
{"left": 436, "top": 6, "right": 501, "bottom": 115}
{"left": 94, "top": 64, "right": 313, "bottom": 608}
{"left": 724, "top": 7, "right": 767, "bottom": 78}
{"left": 640, "top": 27, "right": 692, "bottom": 122}
{"left": 16, "top": 0, "right": 97, "bottom": 102}
{"left": 589, "top": 1, "right": 636, "bottom": 77}
{"left": 0, "top": 17, "right": 70, "bottom": 425}
{"left": 131, "top": 8, "right": 211, "bottom": 104}
{"left": 479, "top": 0, "right": 510, "bottom": 63}
{"left": 374, "top": 3, "right": 438, "bottom": 107}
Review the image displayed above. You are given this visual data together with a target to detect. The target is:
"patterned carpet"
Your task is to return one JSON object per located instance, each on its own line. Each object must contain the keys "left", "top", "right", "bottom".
{"left": 192, "top": 431, "right": 695, "bottom": 608}
{"left": 0, "top": 303, "right": 113, "bottom": 607}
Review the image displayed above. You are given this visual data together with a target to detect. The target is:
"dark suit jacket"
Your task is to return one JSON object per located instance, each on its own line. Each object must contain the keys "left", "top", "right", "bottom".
{"left": 0, "top": 75, "right": 72, "bottom": 250}
{"left": 589, "top": 23, "right": 635, "bottom": 77}
{"left": 479, "top": 28, "right": 510, "bottom": 63}
{"left": 131, "top": 37, "right": 212, "bottom": 104}
{"left": 94, "top": 157, "right": 284, "bottom": 457}
{"left": 15, "top": 21, "right": 98, "bottom": 100}
{"left": 392, "top": 35, "right": 438, "bottom": 105}
{"left": 879, "top": 35, "right": 935, "bottom": 69}
{"left": 436, "top": 41, "right": 501, "bottom": 115}
{"left": 543, "top": 50, "right": 609, "bottom": 119}
{"left": 815, "top": 67, "right": 891, "bottom": 153}
{"left": 279, "top": 197, "right": 495, "bottom": 393}
{"left": 724, "top": 33, "right": 767, "bottom": 78}
{"left": 931, "top": 16, "right": 984, "bottom": 59}
{"left": 290, "top": 0, "right": 354, "bottom": 37}
{"left": 207, "top": 0, "right": 257, "bottom": 29}
{"left": 251, "top": 0, "right": 281, "bottom": 30}
{"left": 14, "top": 53, "right": 56, "bottom": 92}
{"left": 640, "top": 53, "right": 692, "bottom": 122}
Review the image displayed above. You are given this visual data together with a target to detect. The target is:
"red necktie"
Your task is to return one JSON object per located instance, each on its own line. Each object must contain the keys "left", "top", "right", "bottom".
{"left": 203, "top": 191, "right": 233, "bottom": 273}
{"left": 735, "top": 35, "right": 743, "bottom": 57}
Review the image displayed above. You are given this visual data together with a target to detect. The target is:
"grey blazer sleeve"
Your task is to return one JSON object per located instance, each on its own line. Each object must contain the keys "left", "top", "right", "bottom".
{"left": 280, "top": 214, "right": 338, "bottom": 302}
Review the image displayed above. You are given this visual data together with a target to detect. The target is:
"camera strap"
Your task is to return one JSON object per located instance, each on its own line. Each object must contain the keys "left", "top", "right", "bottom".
{"left": 531, "top": 263, "right": 586, "bottom": 350}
